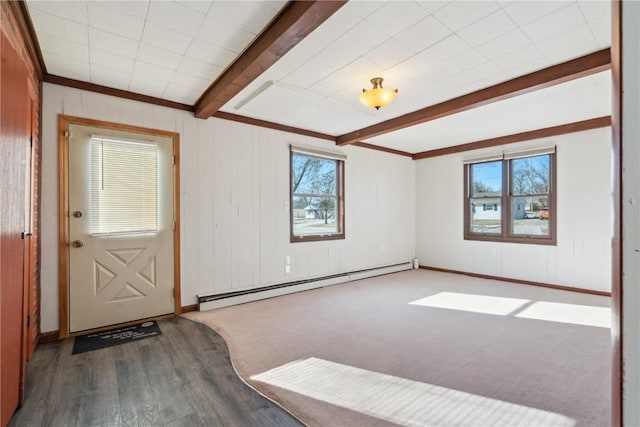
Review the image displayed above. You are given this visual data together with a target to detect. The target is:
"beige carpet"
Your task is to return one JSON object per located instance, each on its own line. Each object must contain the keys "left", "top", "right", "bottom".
{"left": 184, "top": 269, "right": 611, "bottom": 427}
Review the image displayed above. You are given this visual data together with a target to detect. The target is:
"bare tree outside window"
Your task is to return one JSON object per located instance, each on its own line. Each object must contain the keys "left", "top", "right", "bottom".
{"left": 465, "top": 152, "right": 555, "bottom": 245}
{"left": 510, "top": 155, "right": 551, "bottom": 236}
{"left": 291, "top": 151, "right": 344, "bottom": 241}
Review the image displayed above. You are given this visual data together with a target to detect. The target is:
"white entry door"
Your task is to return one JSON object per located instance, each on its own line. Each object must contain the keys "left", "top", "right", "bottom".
{"left": 67, "top": 123, "right": 175, "bottom": 333}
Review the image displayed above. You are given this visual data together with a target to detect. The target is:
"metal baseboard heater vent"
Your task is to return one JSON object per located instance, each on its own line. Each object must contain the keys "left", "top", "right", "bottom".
{"left": 198, "top": 261, "right": 413, "bottom": 312}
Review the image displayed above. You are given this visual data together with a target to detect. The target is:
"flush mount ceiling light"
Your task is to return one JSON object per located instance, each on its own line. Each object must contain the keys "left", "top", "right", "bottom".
{"left": 359, "top": 77, "right": 398, "bottom": 110}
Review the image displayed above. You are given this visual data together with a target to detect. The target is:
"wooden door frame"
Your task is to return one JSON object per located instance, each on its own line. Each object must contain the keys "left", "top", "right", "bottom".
{"left": 19, "top": 86, "right": 37, "bottom": 404}
{"left": 28, "top": 90, "right": 39, "bottom": 358}
{"left": 58, "top": 115, "right": 181, "bottom": 338}
{"left": 611, "top": 0, "right": 622, "bottom": 425}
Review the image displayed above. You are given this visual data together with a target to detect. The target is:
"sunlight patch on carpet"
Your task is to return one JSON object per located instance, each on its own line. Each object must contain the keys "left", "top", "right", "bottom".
{"left": 251, "top": 357, "right": 576, "bottom": 427}
{"left": 516, "top": 301, "right": 610, "bottom": 328}
{"left": 410, "top": 292, "right": 528, "bottom": 315}
{"left": 410, "top": 292, "right": 610, "bottom": 328}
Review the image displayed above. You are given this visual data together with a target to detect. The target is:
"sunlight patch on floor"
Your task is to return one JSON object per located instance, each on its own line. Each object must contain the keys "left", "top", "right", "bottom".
{"left": 410, "top": 292, "right": 529, "bottom": 315}
{"left": 410, "top": 292, "right": 610, "bottom": 328}
{"left": 251, "top": 357, "right": 576, "bottom": 427}
{"left": 515, "top": 301, "right": 611, "bottom": 328}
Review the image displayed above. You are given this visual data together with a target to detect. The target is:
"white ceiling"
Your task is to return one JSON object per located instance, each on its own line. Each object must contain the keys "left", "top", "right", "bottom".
{"left": 366, "top": 70, "right": 611, "bottom": 152}
{"left": 27, "top": 0, "right": 287, "bottom": 103}
{"left": 26, "top": 0, "right": 612, "bottom": 154}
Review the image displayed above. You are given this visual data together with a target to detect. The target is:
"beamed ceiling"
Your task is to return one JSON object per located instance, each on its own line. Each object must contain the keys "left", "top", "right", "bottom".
{"left": 24, "top": 0, "right": 612, "bottom": 156}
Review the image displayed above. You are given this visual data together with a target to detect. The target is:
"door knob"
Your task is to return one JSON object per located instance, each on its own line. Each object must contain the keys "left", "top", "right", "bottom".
{"left": 72, "top": 240, "right": 84, "bottom": 248}
{"left": 72, "top": 211, "right": 83, "bottom": 218}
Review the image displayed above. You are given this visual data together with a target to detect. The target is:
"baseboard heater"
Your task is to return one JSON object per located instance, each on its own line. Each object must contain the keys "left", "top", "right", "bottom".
{"left": 198, "top": 261, "right": 413, "bottom": 312}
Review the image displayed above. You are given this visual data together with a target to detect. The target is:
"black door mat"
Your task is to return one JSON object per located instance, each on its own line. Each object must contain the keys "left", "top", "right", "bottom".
{"left": 72, "top": 321, "right": 162, "bottom": 355}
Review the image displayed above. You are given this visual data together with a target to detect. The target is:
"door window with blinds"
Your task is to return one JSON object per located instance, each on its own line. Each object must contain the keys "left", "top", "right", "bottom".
{"left": 464, "top": 147, "right": 556, "bottom": 245}
{"left": 290, "top": 145, "right": 345, "bottom": 242}
{"left": 91, "top": 136, "right": 159, "bottom": 235}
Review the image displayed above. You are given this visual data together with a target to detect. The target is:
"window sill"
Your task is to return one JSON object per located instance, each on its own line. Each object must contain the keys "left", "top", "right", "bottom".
{"left": 464, "top": 234, "right": 556, "bottom": 246}
{"left": 291, "top": 234, "right": 345, "bottom": 243}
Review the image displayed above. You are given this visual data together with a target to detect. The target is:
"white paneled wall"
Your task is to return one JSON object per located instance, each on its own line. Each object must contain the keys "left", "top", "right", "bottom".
{"left": 40, "top": 83, "right": 416, "bottom": 332}
{"left": 415, "top": 127, "right": 612, "bottom": 292}
{"left": 621, "top": 1, "right": 640, "bottom": 423}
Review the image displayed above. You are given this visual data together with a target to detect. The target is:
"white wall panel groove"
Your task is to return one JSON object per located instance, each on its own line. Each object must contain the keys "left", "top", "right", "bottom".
{"left": 40, "top": 83, "right": 416, "bottom": 331}
{"left": 415, "top": 127, "right": 612, "bottom": 292}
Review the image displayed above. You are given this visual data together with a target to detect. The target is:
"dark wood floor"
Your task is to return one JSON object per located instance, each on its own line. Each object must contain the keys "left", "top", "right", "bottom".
{"left": 9, "top": 317, "right": 303, "bottom": 427}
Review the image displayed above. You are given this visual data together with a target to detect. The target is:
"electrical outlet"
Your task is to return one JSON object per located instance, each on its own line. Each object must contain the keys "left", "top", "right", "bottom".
{"left": 285, "top": 265, "right": 290, "bottom": 274}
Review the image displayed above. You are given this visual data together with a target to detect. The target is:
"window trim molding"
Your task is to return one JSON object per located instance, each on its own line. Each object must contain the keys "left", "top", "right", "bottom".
{"left": 463, "top": 153, "right": 557, "bottom": 246}
{"left": 289, "top": 148, "right": 345, "bottom": 243}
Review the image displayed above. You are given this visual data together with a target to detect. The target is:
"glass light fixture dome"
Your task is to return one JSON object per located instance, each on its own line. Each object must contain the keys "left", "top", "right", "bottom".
{"left": 359, "top": 77, "right": 398, "bottom": 110}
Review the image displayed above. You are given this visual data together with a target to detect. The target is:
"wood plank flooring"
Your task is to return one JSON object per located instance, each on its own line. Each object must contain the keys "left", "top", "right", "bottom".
{"left": 9, "top": 317, "right": 303, "bottom": 427}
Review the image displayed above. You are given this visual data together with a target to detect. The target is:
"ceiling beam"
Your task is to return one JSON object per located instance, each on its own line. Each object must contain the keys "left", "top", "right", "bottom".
{"left": 412, "top": 116, "right": 612, "bottom": 160}
{"left": 194, "top": 1, "right": 347, "bottom": 119}
{"left": 336, "top": 49, "right": 611, "bottom": 146}
{"left": 352, "top": 142, "right": 413, "bottom": 158}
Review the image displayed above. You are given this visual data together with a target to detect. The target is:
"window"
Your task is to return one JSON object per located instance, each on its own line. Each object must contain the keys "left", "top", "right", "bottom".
{"left": 91, "top": 136, "right": 159, "bottom": 235}
{"left": 464, "top": 148, "right": 555, "bottom": 244}
{"left": 290, "top": 146, "right": 345, "bottom": 242}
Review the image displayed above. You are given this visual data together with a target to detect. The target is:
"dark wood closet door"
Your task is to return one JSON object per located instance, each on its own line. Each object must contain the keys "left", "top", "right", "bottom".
{"left": 0, "top": 32, "right": 30, "bottom": 427}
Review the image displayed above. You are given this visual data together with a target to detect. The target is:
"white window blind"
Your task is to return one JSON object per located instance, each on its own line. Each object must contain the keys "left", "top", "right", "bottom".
{"left": 463, "top": 154, "right": 503, "bottom": 164}
{"left": 503, "top": 146, "right": 556, "bottom": 160}
{"left": 463, "top": 146, "right": 556, "bottom": 164}
{"left": 90, "top": 137, "right": 158, "bottom": 235}
{"left": 290, "top": 144, "right": 347, "bottom": 161}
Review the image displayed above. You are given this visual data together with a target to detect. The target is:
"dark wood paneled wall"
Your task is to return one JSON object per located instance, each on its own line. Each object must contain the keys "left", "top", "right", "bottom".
{"left": 1, "top": 2, "right": 42, "bottom": 424}
{"left": 1, "top": 0, "right": 42, "bottom": 349}
{"left": 1, "top": 31, "right": 29, "bottom": 427}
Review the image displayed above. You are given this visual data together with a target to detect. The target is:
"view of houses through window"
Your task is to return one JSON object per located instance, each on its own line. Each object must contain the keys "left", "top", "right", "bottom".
{"left": 290, "top": 148, "right": 344, "bottom": 241}
{"left": 465, "top": 150, "right": 554, "bottom": 244}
